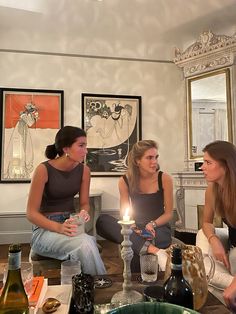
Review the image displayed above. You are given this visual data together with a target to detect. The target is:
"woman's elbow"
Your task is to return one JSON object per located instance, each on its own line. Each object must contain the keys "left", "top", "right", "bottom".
{"left": 26, "top": 207, "right": 35, "bottom": 223}
{"left": 167, "top": 210, "right": 173, "bottom": 220}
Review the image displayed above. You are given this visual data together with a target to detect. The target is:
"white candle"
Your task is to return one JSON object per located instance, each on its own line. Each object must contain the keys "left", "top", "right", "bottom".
{"left": 123, "top": 208, "right": 130, "bottom": 222}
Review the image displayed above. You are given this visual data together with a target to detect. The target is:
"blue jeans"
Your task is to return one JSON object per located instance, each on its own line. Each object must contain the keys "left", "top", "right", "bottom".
{"left": 31, "top": 213, "right": 106, "bottom": 276}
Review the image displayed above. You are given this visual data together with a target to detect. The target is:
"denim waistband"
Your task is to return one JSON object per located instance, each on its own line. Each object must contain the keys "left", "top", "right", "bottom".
{"left": 46, "top": 212, "right": 72, "bottom": 223}
{"left": 32, "top": 212, "right": 73, "bottom": 232}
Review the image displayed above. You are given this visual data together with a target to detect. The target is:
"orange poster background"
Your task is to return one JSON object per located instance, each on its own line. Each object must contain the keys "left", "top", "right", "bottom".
{"left": 4, "top": 93, "right": 61, "bottom": 129}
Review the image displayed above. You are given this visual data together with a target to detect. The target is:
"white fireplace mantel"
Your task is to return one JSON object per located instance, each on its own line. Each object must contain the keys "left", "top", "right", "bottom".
{"left": 172, "top": 171, "right": 208, "bottom": 233}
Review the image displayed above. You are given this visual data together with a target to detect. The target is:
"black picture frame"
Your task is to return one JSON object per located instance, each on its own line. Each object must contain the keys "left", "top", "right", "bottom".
{"left": 82, "top": 93, "right": 142, "bottom": 177}
{"left": 0, "top": 88, "right": 64, "bottom": 183}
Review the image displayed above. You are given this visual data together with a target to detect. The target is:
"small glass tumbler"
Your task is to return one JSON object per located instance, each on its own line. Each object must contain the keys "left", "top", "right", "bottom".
{"left": 70, "top": 213, "right": 85, "bottom": 235}
{"left": 140, "top": 253, "right": 158, "bottom": 282}
{"left": 71, "top": 273, "right": 94, "bottom": 313}
{"left": 61, "top": 260, "right": 81, "bottom": 285}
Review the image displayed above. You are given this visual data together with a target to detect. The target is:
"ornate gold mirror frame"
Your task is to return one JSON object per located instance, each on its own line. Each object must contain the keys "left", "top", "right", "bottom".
{"left": 188, "top": 68, "right": 232, "bottom": 158}
{"left": 174, "top": 30, "right": 236, "bottom": 166}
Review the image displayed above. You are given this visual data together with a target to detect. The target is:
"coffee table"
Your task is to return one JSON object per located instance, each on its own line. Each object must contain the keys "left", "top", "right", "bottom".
{"left": 94, "top": 273, "right": 231, "bottom": 314}
{"left": 25, "top": 271, "right": 231, "bottom": 313}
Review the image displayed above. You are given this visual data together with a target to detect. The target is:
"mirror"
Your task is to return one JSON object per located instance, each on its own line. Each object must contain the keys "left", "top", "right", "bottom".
{"left": 188, "top": 69, "right": 232, "bottom": 158}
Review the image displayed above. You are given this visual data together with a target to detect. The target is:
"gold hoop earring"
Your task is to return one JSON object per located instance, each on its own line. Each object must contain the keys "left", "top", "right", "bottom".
{"left": 66, "top": 153, "right": 69, "bottom": 157}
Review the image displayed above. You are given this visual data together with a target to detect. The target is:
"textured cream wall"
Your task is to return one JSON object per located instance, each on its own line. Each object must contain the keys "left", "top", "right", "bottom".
{"left": 0, "top": 51, "right": 185, "bottom": 212}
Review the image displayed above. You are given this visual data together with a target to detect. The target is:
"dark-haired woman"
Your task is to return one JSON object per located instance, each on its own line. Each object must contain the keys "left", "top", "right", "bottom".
{"left": 27, "top": 126, "right": 106, "bottom": 275}
{"left": 197, "top": 140, "right": 236, "bottom": 311}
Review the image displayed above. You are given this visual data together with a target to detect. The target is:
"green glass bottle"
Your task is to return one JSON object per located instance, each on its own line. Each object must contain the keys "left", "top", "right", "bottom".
{"left": 163, "top": 246, "right": 194, "bottom": 309}
{"left": 0, "top": 244, "right": 29, "bottom": 314}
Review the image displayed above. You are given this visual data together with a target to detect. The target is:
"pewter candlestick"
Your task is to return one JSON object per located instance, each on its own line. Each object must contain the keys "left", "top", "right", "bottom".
{"left": 111, "top": 219, "right": 143, "bottom": 304}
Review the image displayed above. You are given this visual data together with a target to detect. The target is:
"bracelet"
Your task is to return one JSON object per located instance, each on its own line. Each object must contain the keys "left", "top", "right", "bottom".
{"left": 208, "top": 234, "right": 218, "bottom": 243}
{"left": 150, "top": 220, "right": 157, "bottom": 228}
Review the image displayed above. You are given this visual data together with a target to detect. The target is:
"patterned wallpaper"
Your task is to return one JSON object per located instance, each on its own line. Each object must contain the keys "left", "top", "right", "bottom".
{"left": 0, "top": 51, "right": 185, "bottom": 212}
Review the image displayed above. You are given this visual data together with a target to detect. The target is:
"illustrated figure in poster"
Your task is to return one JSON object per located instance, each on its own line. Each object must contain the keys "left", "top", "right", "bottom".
{"left": 85, "top": 97, "right": 138, "bottom": 173}
{"left": 4, "top": 102, "right": 39, "bottom": 179}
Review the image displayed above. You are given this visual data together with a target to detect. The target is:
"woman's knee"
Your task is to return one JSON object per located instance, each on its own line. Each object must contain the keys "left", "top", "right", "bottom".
{"left": 96, "top": 214, "right": 116, "bottom": 229}
{"left": 96, "top": 214, "right": 122, "bottom": 243}
{"left": 70, "top": 235, "right": 99, "bottom": 256}
{"left": 196, "top": 229, "right": 210, "bottom": 254}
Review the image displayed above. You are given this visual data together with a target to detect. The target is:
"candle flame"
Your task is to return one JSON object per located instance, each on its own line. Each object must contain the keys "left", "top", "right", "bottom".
{"left": 124, "top": 208, "right": 129, "bottom": 216}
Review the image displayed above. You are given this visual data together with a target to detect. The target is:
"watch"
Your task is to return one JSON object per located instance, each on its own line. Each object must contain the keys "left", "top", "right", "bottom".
{"left": 150, "top": 220, "right": 157, "bottom": 228}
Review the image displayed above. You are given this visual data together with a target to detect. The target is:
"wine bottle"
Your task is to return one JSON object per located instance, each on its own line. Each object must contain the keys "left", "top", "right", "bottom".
{"left": 163, "top": 246, "right": 194, "bottom": 309}
{"left": 0, "top": 244, "right": 29, "bottom": 314}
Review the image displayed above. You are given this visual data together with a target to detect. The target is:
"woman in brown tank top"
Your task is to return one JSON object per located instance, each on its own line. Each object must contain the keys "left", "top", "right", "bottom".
{"left": 26, "top": 126, "right": 106, "bottom": 275}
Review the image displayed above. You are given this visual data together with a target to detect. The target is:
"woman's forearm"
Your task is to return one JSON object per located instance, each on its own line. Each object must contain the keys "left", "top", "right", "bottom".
{"left": 27, "top": 210, "right": 61, "bottom": 233}
{"left": 202, "top": 222, "right": 216, "bottom": 241}
{"left": 153, "top": 211, "right": 173, "bottom": 227}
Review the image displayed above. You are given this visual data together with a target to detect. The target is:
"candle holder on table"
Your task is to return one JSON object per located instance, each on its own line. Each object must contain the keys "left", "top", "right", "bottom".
{"left": 111, "top": 219, "right": 143, "bottom": 305}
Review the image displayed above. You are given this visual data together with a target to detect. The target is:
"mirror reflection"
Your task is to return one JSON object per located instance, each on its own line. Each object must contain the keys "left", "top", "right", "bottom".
{"left": 188, "top": 69, "right": 232, "bottom": 158}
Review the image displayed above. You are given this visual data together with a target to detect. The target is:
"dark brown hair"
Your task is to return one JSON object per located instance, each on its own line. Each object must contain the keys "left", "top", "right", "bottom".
{"left": 203, "top": 140, "right": 236, "bottom": 226}
{"left": 45, "top": 126, "right": 86, "bottom": 159}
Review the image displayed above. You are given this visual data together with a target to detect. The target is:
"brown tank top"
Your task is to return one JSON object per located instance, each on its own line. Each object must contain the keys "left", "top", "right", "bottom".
{"left": 123, "top": 171, "right": 166, "bottom": 226}
{"left": 40, "top": 161, "right": 84, "bottom": 213}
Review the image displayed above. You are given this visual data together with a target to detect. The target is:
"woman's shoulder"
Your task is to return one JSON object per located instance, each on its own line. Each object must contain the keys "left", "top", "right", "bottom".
{"left": 83, "top": 163, "right": 90, "bottom": 175}
{"left": 36, "top": 161, "right": 48, "bottom": 171}
{"left": 118, "top": 174, "right": 129, "bottom": 189}
{"left": 159, "top": 171, "right": 173, "bottom": 189}
{"left": 159, "top": 171, "right": 172, "bottom": 181}
{"left": 119, "top": 174, "right": 128, "bottom": 184}
{"left": 31, "top": 162, "right": 48, "bottom": 181}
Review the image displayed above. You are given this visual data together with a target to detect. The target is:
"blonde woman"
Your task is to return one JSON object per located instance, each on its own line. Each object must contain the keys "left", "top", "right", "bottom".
{"left": 96, "top": 140, "right": 174, "bottom": 272}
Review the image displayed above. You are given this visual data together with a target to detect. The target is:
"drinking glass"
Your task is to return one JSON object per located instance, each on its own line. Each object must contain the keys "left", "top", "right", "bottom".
{"left": 70, "top": 213, "right": 85, "bottom": 235}
{"left": 3, "top": 261, "right": 33, "bottom": 297}
{"left": 140, "top": 253, "right": 158, "bottom": 282}
{"left": 61, "top": 260, "right": 81, "bottom": 285}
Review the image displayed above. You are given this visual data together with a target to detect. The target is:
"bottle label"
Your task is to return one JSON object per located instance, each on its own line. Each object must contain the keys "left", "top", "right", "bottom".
{"left": 171, "top": 263, "right": 182, "bottom": 270}
{"left": 8, "top": 251, "right": 21, "bottom": 270}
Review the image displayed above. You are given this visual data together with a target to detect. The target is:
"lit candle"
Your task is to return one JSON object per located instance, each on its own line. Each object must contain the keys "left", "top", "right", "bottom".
{"left": 123, "top": 208, "right": 130, "bottom": 222}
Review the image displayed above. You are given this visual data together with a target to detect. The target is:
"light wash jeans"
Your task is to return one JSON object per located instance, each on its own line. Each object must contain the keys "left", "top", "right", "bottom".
{"left": 31, "top": 212, "right": 106, "bottom": 276}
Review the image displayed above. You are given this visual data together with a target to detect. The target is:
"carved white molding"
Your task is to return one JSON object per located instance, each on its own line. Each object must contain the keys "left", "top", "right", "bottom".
{"left": 172, "top": 171, "right": 207, "bottom": 232}
{"left": 174, "top": 30, "right": 236, "bottom": 77}
{"left": 173, "top": 171, "right": 208, "bottom": 189}
{"left": 174, "top": 30, "right": 236, "bottom": 170}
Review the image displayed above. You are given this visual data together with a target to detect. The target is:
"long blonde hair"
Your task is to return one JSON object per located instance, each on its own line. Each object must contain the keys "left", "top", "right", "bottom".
{"left": 126, "top": 140, "right": 158, "bottom": 194}
{"left": 203, "top": 140, "right": 236, "bottom": 226}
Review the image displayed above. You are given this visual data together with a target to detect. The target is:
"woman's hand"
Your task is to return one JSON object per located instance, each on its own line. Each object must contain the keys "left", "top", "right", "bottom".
{"left": 79, "top": 209, "right": 90, "bottom": 222}
{"left": 210, "top": 236, "right": 230, "bottom": 270}
{"left": 130, "top": 223, "right": 136, "bottom": 230}
{"left": 145, "top": 222, "right": 156, "bottom": 237}
{"left": 223, "top": 276, "right": 236, "bottom": 312}
{"left": 60, "top": 218, "right": 78, "bottom": 237}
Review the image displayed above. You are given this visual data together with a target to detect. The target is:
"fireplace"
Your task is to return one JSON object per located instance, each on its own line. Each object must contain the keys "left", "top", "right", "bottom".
{"left": 172, "top": 171, "right": 207, "bottom": 233}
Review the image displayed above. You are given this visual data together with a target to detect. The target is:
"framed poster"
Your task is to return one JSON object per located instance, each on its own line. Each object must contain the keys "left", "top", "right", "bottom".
{"left": 82, "top": 93, "right": 142, "bottom": 176}
{"left": 0, "top": 88, "right": 64, "bottom": 183}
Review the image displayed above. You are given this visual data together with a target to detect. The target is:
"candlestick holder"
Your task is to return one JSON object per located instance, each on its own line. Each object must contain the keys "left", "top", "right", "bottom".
{"left": 111, "top": 220, "right": 143, "bottom": 305}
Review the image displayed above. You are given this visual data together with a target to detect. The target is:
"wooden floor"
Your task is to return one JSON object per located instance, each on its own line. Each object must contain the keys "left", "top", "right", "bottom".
{"left": 0, "top": 240, "right": 123, "bottom": 280}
